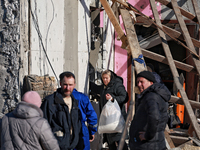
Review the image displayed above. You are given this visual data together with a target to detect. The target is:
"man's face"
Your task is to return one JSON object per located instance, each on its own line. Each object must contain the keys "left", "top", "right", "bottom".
{"left": 60, "top": 76, "right": 76, "bottom": 97}
{"left": 137, "top": 77, "right": 153, "bottom": 93}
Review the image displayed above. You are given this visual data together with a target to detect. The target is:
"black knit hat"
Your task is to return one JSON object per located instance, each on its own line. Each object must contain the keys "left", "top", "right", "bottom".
{"left": 136, "top": 71, "right": 156, "bottom": 83}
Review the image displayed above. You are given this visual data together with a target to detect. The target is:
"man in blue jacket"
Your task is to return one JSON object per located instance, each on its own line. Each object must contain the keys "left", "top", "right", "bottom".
{"left": 41, "top": 72, "right": 84, "bottom": 150}
{"left": 72, "top": 88, "right": 98, "bottom": 150}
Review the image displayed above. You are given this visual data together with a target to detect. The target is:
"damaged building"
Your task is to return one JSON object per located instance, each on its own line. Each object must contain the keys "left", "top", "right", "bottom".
{"left": 0, "top": 0, "right": 200, "bottom": 149}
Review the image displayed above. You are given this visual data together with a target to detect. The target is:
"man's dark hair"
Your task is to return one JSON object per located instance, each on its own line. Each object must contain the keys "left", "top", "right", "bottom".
{"left": 59, "top": 71, "right": 76, "bottom": 81}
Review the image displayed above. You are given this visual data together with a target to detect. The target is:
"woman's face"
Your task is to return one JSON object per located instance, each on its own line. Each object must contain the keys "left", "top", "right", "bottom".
{"left": 102, "top": 74, "right": 111, "bottom": 86}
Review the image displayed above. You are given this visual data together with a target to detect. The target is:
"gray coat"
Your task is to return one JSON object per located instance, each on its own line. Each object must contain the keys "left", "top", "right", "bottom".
{"left": 0, "top": 101, "right": 60, "bottom": 150}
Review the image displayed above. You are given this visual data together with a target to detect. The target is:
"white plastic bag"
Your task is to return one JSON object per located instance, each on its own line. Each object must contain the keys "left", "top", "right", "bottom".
{"left": 98, "top": 99, "right": 125, "bottom": 134}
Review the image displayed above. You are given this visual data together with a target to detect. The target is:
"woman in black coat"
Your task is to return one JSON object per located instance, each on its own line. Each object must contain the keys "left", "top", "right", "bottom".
{"left": 91, "top": 70, "right": 129, "bottom": 150}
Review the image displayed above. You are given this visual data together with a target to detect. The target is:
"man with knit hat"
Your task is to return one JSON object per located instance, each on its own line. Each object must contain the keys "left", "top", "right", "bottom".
{"left": 129, "top": 71, "right": 171, "bottom": 150}
{"left": 0, "top": 91, "right": 60, "bottom": 150}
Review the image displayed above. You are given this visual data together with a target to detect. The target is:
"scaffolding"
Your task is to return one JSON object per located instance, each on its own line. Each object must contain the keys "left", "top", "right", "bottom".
{"left": 100, "top": 0, "right": 200, "bottom": 149}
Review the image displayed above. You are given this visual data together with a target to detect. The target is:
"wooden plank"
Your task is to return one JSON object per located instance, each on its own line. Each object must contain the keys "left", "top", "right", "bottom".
{"left": 170, "top": 95, "right": 200, "bottom": 109}
{"left": 150, "top": 0, "right": 200, "bottom": 139}
{"left": 135, "top": 88, "right": 200, "bottom": 110}
{"left": 136, "top": 15, "right": 200, "bottom": 48}
{"left": 118, "top": 8, "right": 146, "bottom": 150}
{"left": 116, "top": 0, "right": 200, "bottom": 57}
{"left": 170, "top": 135, "right": 190, "bottom": 146}
{"left": 100, "top": 0, "right": 128, "bottom": 48}
{"left": 165, "top": 130, "right": 175, "bottom": 148}
{"left": 155, "top": 0, "right": 198, "bottom": 23}
{"left": 189, "top": 137, "right": 200, "bottom": 146}
{"left": 139, "top": 32, "right": 172, "bottom": 49}
{"left": 118, "top": 91, "right": 134, "bottom": 150}
{"left": 120, "top": 8, "right": 146, "bottom": 74}
{"left": 111, "top": 0, "right": 117, "bottom": 8}
{"left": 191, "top": 0, "right": 200, "bottom": 25}
{"left": 111, "top": 0, "right": 120, "bottom": 40}
{"left": 140, "top": 48, "right": 196, "bottom": 73}
{"left": 171, "top": 0, "right": 200, "bottom": 75}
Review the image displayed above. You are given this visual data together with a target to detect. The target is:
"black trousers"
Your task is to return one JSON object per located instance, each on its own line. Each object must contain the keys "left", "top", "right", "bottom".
{"left": 108, "top": 140, "right": 128, "bottom": 150}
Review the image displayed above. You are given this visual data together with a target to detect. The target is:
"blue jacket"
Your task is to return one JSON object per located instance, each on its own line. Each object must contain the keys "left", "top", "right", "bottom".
{"left": 72, "top": 89, "right": 98, "bottom": 150}
{"left": 41, "top": 88, "right": 84, "bottom": 150}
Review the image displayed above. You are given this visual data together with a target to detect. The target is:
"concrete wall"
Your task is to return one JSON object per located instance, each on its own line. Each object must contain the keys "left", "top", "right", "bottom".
{"left": 29, "top": 0, "right": 92, "bottom": 93}
{"left": 63, "top": 0, "right": 78, "bottom": 88}
{"left": 29, "top": 0, "right": 65, "bottom": 83}
{"left": 23, "top": 0, "right": 114, "bottom": 97}
{"left": 77, "top": 0, "right": 91, "bottom": 93}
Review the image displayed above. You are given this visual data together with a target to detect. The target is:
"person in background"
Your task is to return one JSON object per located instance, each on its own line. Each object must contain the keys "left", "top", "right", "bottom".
{"left": 72, "top": 88, "right": 98, "bottom": 150}
{"left": 0, "top": 91, "right": 60, "bottom": 150}
{"left": 41, "top": 71, "right": 84, "bottom": 150}
{"left": 147, "top": 63, "right": 163, "bottom": 84}
{"left": 90, "top": 69, "right": 129, "bottom": 150}
{"left": 129, "top": 71, "right": 171, "bottom": 150}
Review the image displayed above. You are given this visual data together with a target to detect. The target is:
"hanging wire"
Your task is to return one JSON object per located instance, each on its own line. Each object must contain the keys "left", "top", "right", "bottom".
{"left": 27, "top": 0, "right": 59, "bottom": 86}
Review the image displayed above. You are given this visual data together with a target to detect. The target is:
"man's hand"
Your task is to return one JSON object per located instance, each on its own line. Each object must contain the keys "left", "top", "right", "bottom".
{"left": 139, "top": 131, "right": 146, "bottom": 141}
{"left": 89, "top": 134, "right": 95, "bottom": 142}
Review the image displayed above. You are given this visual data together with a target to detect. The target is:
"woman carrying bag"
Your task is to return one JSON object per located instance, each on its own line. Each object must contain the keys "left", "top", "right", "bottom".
{"left": 90, "top": 69, "right": 129, "bottom": 150}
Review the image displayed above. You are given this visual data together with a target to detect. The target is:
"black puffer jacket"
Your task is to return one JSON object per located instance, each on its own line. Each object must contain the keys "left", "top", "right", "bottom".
{"left": 99, "top": 71, "right": 129, "bottom": 144}
{"left": 129, "top": 83, "right": 171, "bottom": 150}
{"left": 41, "top": 88, "right": 84, "bottom": 150}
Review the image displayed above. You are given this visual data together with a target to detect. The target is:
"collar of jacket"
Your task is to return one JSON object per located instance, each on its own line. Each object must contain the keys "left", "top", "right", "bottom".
{"left": 139, "top": 84, "right": 154, "bottom": 99}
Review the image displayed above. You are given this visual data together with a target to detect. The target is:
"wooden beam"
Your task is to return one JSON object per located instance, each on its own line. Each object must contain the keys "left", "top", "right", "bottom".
{"left": 165, "top": 130, "right": 175, "bottom": 148}
{"left": 191, "top": 0, "right": 200, "bottom": 25}
{"left": 189, "top": 137, "right": 200, "bottom": 146}
{"left": 151, "top": 0, "right": 200, "bottom": 139}
{"left": 136, "top": 15, "right": 200, "bottom": 48}
{"left": 111, "top": 0, "right": 117, "bottom": 8}
{"left": 100, "top": 0, "right": 128, "bottom": 48}
{"left": 139, "top": 33, "right": 172, "bottom": 49}
{"left": 170, "top": 95, "right": 200, "bottom": 109}
{"left": 116, "top": 0, "right": 200, "bottom": 58}
{"left": 120, "top": 8, "right": 146, "bottom": 73}
{"left": 140, "top": 48, "right": 196, "bottom": 73}
{"left": 135, "top": 88, "right": 200, "bottom": 110}
{"left": 170, "top": 135, "right": 190, "bottom": 146}
{"left": 171, "top": 0, "right": 200, "bottom": 75}
{"left": 118, "top": 7, "right": 146, "bottom": 150}
{"left": 118, "top": 95, "right": 134, "bottom": 150}
{"left": 155, "top": 0, "right": 198, "bottom": 23}
{"left": 111, "top": 0, "right": 120, "bottom": 40}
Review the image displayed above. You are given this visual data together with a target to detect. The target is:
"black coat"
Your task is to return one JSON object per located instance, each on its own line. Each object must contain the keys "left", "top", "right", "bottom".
{"left": 41, "top": 88, "right": 84, "bottom": 150}
{"left": 129, "top": 83, "right": 171, "bottom": 150}
{"left": 94, "top": 71, "right": 129, "bottom": 144}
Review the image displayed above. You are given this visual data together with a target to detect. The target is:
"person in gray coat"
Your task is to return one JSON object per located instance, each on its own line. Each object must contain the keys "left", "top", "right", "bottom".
{"left": 0, "top": 91, "right": 60, "bottom": 150}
